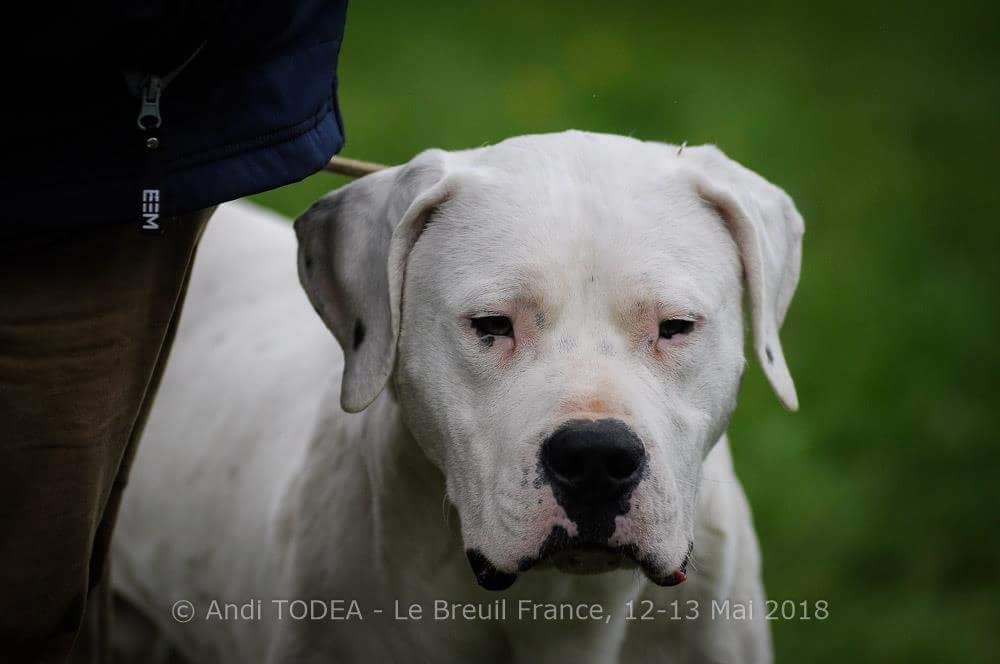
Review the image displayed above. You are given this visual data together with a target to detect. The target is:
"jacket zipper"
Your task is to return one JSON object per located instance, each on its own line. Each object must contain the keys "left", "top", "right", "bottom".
{"left": 136, "top": 75, "right": 164, "bottom": 134}
{"left": 134, "top": 40, "right": 206, "bottom": 136}
{"left": 129, "top": 41, "right": 206, "bottom": 232}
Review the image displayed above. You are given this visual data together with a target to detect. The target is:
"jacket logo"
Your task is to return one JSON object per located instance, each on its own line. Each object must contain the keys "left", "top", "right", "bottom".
{"left": 142, "top": 189, "right": 161, "bottom": 230}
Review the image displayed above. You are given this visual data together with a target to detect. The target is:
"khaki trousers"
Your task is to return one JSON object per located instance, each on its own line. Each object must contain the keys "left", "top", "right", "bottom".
{"left": 0, "top": 209, "right": 213, "bottom": 663}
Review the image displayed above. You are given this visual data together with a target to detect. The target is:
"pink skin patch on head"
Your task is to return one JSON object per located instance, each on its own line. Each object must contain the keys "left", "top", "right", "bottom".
{"left": 655, "top": 333, "right": 692, "bottom": 354}
{"left": 466, "top": 297, "right": 542, "bottom": 366}
{"left": 626, "top": 300, "right": 698, "bottom": 355}
{"left": 487, "top": 333, "right": 515, "bottom": 355}
{"left": 558, "top": 378, "right": 632, "bottom": 422}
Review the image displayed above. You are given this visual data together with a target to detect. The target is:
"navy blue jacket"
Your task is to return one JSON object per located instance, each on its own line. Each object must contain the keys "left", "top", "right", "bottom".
{"left": 5, "top": 1, "right": 348, "bottom": 235}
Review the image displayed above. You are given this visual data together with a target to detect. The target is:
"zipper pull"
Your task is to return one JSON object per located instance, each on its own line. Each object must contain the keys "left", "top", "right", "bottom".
{"left": 136, "top": 75, "right": 163, "bottom": 131}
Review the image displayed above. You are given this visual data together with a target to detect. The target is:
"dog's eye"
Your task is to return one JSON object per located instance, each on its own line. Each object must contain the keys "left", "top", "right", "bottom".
{"left": 659, "top": 319, "right": 694, "bottom": 339}
{"left": 470, "top": 315, "right": 513, "bottom": 338}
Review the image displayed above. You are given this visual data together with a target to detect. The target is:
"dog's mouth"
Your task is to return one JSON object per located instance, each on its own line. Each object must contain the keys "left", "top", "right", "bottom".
{"left": 466, "top": 529, "right": 692, "bottom": 591}
{"left": 536, "top": 543, "right": 636, "bottom": 574}
{"left": 525, "top": 527, "right": 637, "bottom": 575}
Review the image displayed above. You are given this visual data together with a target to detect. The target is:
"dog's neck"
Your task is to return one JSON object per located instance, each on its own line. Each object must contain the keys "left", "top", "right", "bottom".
{"left": 363, "top": 392, "right": 446, "bottom": 507}
{"left": 347, "top": 391, "right": 468, "bottom": 583}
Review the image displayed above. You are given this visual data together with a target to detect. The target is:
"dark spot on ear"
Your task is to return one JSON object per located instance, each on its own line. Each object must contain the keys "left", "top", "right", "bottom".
{"left": 309, "top": 197, "right": 340, "bottom": 214}
{"left": 303, "top": 255, "right": 314, "bottom": 273}
{"left": 535, "top": 312, "right": 545, "bottom": 329}
{"left": 765, "top": 346, "right": 774, "bottom": 364}
{"left": 482, "top": 335, "right": 494, "bottom": 348}
{"left": 353, "top": 319, "right": 366, "bottom": 350}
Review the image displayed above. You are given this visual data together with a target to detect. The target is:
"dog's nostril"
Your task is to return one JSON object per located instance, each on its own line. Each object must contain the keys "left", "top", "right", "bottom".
{"left": 607, "top": 448, "right": 640, "bottom": 480}
{"left": 548, "top": 449, "right": 585, "bottom": 483}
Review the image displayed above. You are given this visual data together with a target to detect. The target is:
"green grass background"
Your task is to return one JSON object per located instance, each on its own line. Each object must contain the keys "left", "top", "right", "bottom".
{"left": 254, "top": 2, "right": 999, "bottom": 661}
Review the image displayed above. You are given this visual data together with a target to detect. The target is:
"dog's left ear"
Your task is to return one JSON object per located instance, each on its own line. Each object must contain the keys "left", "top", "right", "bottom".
{"left": 294, "top": 150, "right": 454, "bottom": 413}
{"left": 679, "top": 145, "right": 805, "bottom": 411}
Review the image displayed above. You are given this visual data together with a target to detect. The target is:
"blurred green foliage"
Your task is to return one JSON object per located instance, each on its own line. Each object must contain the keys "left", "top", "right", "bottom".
{"left": 254, "top": 1, "right": 999, "bottom": 661}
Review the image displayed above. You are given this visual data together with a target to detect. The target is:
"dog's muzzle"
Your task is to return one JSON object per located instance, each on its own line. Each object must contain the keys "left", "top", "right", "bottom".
{"left": 465, "top": 419, "right": 690, "bottom": 590}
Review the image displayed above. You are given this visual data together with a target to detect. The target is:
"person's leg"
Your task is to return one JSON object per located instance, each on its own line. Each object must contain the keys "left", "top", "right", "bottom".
{"left": 78, "top": 221, "right": 210, "bottom": 664}
{"left": 0, "top": 209, "right": 213, "bottom": 662}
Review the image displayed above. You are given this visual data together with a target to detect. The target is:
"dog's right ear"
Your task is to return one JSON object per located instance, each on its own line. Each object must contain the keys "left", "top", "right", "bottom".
{"left": 294, "top": 150, "right": 453, "bottom": 413}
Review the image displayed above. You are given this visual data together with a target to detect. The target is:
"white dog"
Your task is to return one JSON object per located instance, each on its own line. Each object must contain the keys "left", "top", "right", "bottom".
{"left": 111, "top": 131, "right": 803, "bottom": 663}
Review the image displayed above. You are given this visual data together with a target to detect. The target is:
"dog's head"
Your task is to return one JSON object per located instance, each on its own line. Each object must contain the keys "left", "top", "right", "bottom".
{"left": 295, "top": 131, "right": 803, "bottom": 590}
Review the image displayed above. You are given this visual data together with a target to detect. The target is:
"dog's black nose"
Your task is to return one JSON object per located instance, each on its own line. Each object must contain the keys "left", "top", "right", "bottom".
{"left": 541, "top": 419, "right": 645, "bottom": 511}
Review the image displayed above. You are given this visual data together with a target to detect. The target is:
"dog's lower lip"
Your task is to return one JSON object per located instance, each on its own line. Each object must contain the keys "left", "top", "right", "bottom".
{"left": 641, "top": 553, "right": 690, "bottom": 587}
{"left": 525, "top": 543, "right": 637, "bottom": 575}
{"left": 466, "top": 549, "right": 518, "bottom": 591}
{"left": 648, "top": 567, "right": 687, "bottom": 587}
